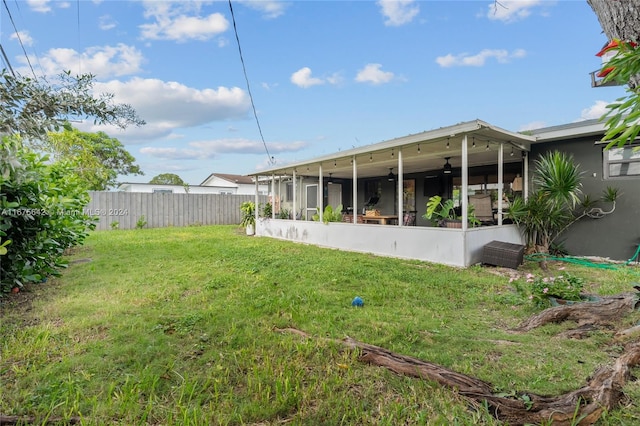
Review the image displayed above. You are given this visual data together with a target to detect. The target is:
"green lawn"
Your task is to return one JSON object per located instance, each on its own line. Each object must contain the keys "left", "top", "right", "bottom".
{"left": 2, "top": 225, "right": 640, "bottom": 425}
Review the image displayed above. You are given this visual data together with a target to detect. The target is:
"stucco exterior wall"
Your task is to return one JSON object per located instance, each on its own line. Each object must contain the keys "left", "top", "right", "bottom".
{"left": 531, "top": 137, "right": 638, "bottom": 261}
{"left": 256, "top": 218, "right": 523, "bottom": 267}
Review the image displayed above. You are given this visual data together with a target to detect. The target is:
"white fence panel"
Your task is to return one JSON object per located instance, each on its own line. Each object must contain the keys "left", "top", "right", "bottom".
{"left": 86, "top": 192, "right": 267, "bottom": 230}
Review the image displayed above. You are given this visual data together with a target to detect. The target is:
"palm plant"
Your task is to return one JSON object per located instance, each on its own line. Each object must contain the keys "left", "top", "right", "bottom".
{"left": 507, "top": 151, "right": 619, "bottom": 254}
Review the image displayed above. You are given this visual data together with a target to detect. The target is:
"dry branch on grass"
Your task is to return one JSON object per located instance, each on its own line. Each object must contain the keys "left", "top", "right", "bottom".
{"left": 276, "top": 290, "right": 640, "bottom": 426}
{"left": 515, "top": 293, "right": 640, "bottom": 334}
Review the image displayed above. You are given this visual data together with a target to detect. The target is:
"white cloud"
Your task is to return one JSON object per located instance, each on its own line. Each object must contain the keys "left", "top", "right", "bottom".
{"left": 99, "top": 15, "right": 118, "bottom": 31}
{"left": 140, "top": 138, "right": 308, "bottom": 160}
{"left": 435, "top": 49, "right": 526, "bottom": 67}
{"left": 140, "top": 1, "right": 229, "bottom": 42}
{"left": 78, "top": 78, "right": 251, "bottom": 143}
{"left": 580, "top": 100, "right": 609, "bottom": 120}
{"left": 239, "top": 0, "right": 287, "bottom": 19}
{"left": 291, "top": 67, "right": 324, "bottom": 88}
{"left": 21, "top": 44, "right": 145, "bottom": 79}
{"left": 355, "top": 63, "right": 394, "bottom": 85}
{"left": 10, "top": 31, "right": 34, "bottom": 47}
{"left": 26, "top": 0, "right": 70, "bottom": 12}
{"left": 26, "top": 0, "right": 51, "bottom": 13}
{"left": 486, "top": 0, "right": 548, "bottom": 23}
{"left": 377, "top": 0, "right": 419, "bottom": 27}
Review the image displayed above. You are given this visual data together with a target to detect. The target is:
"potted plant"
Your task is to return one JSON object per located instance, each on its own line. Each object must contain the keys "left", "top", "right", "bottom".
{"left": 240, "top": 201, "right": 256, "bottom": 235}
{"left": 423, "top": 195, "right": 481, "bottom": 228}
{"left": 312, "top": 204, "right": 343, "bottom": 224}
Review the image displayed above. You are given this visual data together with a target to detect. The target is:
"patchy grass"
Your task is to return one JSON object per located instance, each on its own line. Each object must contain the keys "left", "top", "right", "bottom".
{"left": 2, "top": 225, "right": 640, "bottom": 425}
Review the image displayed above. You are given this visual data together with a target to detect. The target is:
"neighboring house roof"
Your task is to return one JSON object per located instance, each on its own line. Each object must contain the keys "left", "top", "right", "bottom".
{"left": 529, "top": 119, "right": 606, "bottom": 142}
{"left": 200, "top": 173, "right": 256, "bottom": 186}
{"left": 118, "top": 183, "right": 188, "bottom": 190}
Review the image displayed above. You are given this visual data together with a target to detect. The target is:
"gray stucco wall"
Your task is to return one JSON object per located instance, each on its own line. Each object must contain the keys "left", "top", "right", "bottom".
{"left": 530, "top": 137, "right": 639, "bottom": 261}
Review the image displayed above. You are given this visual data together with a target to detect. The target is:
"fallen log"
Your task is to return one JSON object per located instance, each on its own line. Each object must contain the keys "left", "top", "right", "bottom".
{"left": 276, "top": 328, "right": 640, "bottom": 425}
{"left": 515, "top": 293, "right": 639, "bottom": 333}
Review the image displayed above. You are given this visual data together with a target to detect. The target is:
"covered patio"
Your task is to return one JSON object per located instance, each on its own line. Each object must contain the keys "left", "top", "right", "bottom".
{"left": 248, "top": 119, "right": 535, "bottom": 267}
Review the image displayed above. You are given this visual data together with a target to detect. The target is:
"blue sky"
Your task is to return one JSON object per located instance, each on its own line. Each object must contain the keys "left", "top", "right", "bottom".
{"left": 0, "top": 0, "right": 625, "bottom": 185}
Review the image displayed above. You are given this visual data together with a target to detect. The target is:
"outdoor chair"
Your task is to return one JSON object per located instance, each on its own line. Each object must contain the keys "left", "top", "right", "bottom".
{"left": 469, "top": 194, "right": 494, "bottom": 225}
{"left": 403, "top": 211, "right": 417, "bottom": 226}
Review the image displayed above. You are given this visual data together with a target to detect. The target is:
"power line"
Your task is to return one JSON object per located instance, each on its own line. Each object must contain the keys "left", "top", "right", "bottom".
{"left": 11, "top": 0, "right": 44, "bottom": 76}
{"left": 0, "top": 43, "right": 15, "bottom": 76}
{"left": 228, "top": 0, "right": 274, "bottom": 166}
{"left": 2, "top": 0, "right": 36, "bottom": 78}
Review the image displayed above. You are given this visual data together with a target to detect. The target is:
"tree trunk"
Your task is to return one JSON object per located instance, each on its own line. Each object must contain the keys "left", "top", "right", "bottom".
{"left": 587, "top": 0, "right": 640, "bottom": 87}
{"left": 276, "top": 327, "right": 640, "bottom": 425}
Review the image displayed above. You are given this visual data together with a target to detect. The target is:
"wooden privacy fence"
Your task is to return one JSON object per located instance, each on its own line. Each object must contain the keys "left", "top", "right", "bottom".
{"left": 86, "top": 191, "right": 268, "bottom": 230}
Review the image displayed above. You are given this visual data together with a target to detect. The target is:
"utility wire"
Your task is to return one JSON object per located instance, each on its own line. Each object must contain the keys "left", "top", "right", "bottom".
{"left": 0, "top": 43, "right": 15, "bottom": 76}
{"left": 10, "top": 0, "right": 44, "bottom": 76}
{"left": 228, "top": 0, "right": 274, "bottom": 166}
{"left": 2, "top": 0, "right": 36, "bottom": 78}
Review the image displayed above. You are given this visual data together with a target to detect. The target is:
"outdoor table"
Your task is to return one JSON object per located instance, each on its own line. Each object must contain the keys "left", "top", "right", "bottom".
{"left": 361, "top": 215, "right": 398, "bottom": 225}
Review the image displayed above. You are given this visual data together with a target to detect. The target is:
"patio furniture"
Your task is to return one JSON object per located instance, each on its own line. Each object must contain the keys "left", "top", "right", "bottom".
{"left": 481, "top": 240, "right": 525, "bottom": 269}
{"left": 469, "top": 194, "right": 494, "bottom": 225}
{"left": 362, "top": 215, "right": 398, "bottom": 225}
{"left": 403, "top": 211, "right": 417, "bottom": 226}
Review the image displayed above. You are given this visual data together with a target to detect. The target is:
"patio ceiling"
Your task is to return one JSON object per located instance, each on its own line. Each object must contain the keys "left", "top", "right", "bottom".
{"left": 251, "top": 119, "right": 536, "bottom": 180}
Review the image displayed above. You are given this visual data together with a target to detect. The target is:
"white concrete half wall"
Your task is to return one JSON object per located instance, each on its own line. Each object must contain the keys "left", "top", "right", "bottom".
{"left": 256, "top": 219, "right": 524, "bottom": 267}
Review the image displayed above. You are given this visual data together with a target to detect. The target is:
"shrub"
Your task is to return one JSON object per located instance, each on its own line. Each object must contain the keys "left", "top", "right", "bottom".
{"left": 0, "top": 137, "right": 96, "bottom": 293}
{"left": 515, "top": 271, "right": 585, "bottom": 308}
{"left": 136, "top": 216, "right": 147, "bottom": 229}
{"left": 312, "top": 204, "right": 343, "bottom": 223}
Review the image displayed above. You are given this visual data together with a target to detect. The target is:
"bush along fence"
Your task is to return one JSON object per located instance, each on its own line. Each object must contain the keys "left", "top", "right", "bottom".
{"left": 86, "top": 192, "right": 269, "bottom": 230}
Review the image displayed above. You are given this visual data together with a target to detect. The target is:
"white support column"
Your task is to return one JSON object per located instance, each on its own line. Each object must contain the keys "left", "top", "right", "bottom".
{"left": 397, "top": 148, "right": 403, "bottom": 226}
{"left": 318, "top": 164, "right": 323, "bottom": 223}
{"left": 292, "top": 169, "right": 297, "bottom": 221}
{"left": 352, "top": 157, "right": 358, "bottom": 224}
{"left": 271, "top": 174, "right": 275, "bottom": 219}
{"left": 523, "top": 152, "right": 529, "bottom": 201}
{"left": 497, "top": 143, "right": 504, "bottom": 226}
{"left": 254, "top": 176, "right": 259, "bottom": 224}
{"left": 461, "top": 135, "right": 468, "bottom": 231}
{"left": 277, "top": 176, "right": 282, "bottom": 217}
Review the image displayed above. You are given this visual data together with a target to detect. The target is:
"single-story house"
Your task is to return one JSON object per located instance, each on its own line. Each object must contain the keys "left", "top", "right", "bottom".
{"left": 118, "top": 173, "right": 268, "bottom": 195}
{"left": 246, "top": 118, "right": 638, "bottom": 267}
{"left": 200, "top": 173, "right": 269, "bottom": 195}
{"left": 118, "top": 183, "right": 221, "bottom": 194}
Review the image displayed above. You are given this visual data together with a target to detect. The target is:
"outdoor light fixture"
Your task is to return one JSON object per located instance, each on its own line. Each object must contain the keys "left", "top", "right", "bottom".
{"left": 485, "top": 142, "right": 490, "bottom": 151}
{"left": 387, "top": 167, "right": 395, "bottom": 182}
{"left": 334, "top": 160, "right": 337, "bottom": 167}
{"left": 391, "top": 149, "right": 394, "bottom": 158}
{"left": 443, "top": 157, "right": 452, "bottom": 174}
{"left": 472, "top": 137, "right": 476, "bottom": 148}
{"left": 446, "top": 138, "right": 450, "bottom": 149}
{"left": 417, "top": 144, "right": 421, "bottom": 153}
{"left": 369, "top": 153, "right": 373, "bottom": 162}
{"left": 510, "top": 146, "right": 514, "bottom": 157}
{"left": 328, "top": 173, "right": 333, "bottom": 184}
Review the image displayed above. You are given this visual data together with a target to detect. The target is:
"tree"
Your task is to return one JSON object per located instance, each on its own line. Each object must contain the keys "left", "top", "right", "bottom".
{"left": 47, "top": 128, "right": 143, "bottom": 190}
{"left": 587, "top": 1, "right": 640, "bottom": 148}
{"left": 507, "top": 151, "right": 618, "bottom": 255}
{"left": 149, "top": 173, "right": 187, "bottom": 186}
{"left": 0, "top": 70, "right": 145, "bottom": 145}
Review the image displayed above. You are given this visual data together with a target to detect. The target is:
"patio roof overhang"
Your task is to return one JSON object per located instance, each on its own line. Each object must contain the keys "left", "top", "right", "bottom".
{"left": 248, "top": 119, "right": 536, "bottom": 180}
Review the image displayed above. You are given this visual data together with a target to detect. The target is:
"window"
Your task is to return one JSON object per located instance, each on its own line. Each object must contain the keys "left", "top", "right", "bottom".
{"left": 219, "top": 190, "right": 233, "bottom": 195}
{"left": 153, "top": 189, "right": 173, "bottom": 194}
{"left": 604, "top": 144, "right": 640, "bottom": 179}
{"left": 286, "top": 182, "right": 293, "bottom": 201}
